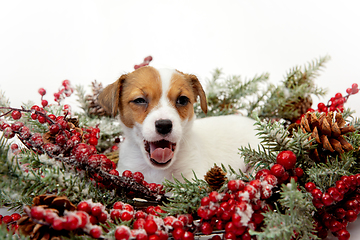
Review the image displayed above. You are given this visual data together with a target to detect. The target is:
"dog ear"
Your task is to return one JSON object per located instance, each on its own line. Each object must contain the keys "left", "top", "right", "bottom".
{"left": 98, "top": 74, "right": 127, "bottom": 117}
{"left": 187, "top": 74, "right": 208, "bottom": 114}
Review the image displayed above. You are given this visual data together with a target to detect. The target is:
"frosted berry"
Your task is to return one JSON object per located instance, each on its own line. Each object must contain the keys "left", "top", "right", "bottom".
{"left": 38, "top": 88, "right": 46, "bottom": 96}
{"left": 144, "top": 219, "right": 158, "bottom": 235}
{"left": 90, "top": 226, "right": 102, "bottom": 238}
{"left": 133, "top": 171, "right": 145, "bottom": 183}
{"left": 200, "top": 221, "right": 213, "bottom": 235}
{"left": 122, "top": 170, "right": 133, "bottom": 178}
{"left": 49, "top": 124, "right": 60, "bottom": 135}
{"left": 91, "top": 205, "right": 103, "bottom": 217}
{"left": 270, "top": 164, "right": 285, "bottom": 178}
{"left": 63, "top": 215, "right": 80, "bottom": 231}
{"left": 172, "top": 227, "right": 185, "bottom": 240}
{"left": 52, "top": 218, "right": 64, "bottom": 231}
{"left": 276, "top": 150, "right": 297, "bottom": 170}
{"left": 11, "top": 110, "right": 21, "bottom": 120}
{"left": 120, "top": 211, "right": 133, "bottom": 221}
{"left": 181, "top": 231, "right": 194, "bottom": 240}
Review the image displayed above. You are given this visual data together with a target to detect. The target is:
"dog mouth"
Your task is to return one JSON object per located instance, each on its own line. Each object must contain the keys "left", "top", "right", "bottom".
{"left": 144, "top": 140, "right": 176, "bottom": 167}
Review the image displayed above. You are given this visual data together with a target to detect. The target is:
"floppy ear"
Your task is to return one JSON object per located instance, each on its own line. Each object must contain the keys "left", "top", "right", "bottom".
{"left": 187, "top": 74, "right": 208, "bottom": 114}
{"left": 98, "top": 74, "right": 127, "bottom": 117}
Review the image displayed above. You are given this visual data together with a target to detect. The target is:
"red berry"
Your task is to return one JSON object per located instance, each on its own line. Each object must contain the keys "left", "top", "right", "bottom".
{"left": 327, "top": 187, "right": 342, "bottom": 202}
{"left": 181, "top": 231, "right": 194, "bottom": 240}
{"left": 91, "top": 205, "right": 103, "bottom": 217}
{"left": 75, "top": 211, "right": 88, "bottom": 228}
{"left": 276, "top": 150, "right": 297, "bottom": 170}
{"left": 200, "top": 221, "right": 213, "bottom": 235}
{"left": 209, "top": 191, "right": 221, "bottom": 202}
{"left": 11, "top": 213, "right": 21, "bottom": 221}
{"left": 41, "top": 99, "right": 48, "bottom": 107}
{"left": 335, "top": 92, "right": 343, "bottom": 99}
{"left": 52, "top": 218, "right": 64, "bottom": 231}
{"left": 144, "top": 219, "right": 158, "bottom": 235}
{"left": 321, "top": 193, "right": 333, "bottom": 206}
{"left": 11, "top": 122, "right": 24, "bottom": 132}
{"left": 38, "top": 88, "right": 46, "bottom": 96}
{"left": 311, "top": 188, "right": 323, "bottom": 200}
{"left": 122, "top": 170, "right": 133, "bottom": 178}
{"left": 110, "top": 209, "right": 122, "bottom": 221}
{"left": 133, "top": 171, "right": 145, "bottom": 183}
{"left": 63, "top": 214, "right": 80, "bottom": 231}
{"left": 270, "top": 164, "right": 285, "bottom": 178}
{"left": 317, "top": 102, "right": 326, "bottom": 110}
{"left": 120, "top": 211, "right": 133, "bottom": 222}
{"left": 172, "top": 227, "right": 185, "bottom": 240}
{"left": 294, "top": 168, "right": 304, "bottom": 177}
{"left": 337, "top": 229, "right": 350, "bottom": 240}
{"left": 88, "top": 137, "right": 98, "bottom": 146}
{"left": 2, "top": 215, "right": 13, "bottom": 224}
{"left": 90, "top": 226, "right": 102, "bottom": 238}
{"left": 255, "top": 169, "right": 271, "bottom": 180}
{"left": 49, "top": 124, "right": 60, "bottom": 135}
{"left": 37, "top": 115, "right": 46, "bottom": 124}
{"left": 133, "top": 218, "right": 146, "bottom": 229}
{"left": 113, "top": 201, "right": 124, "bottom": 210}
{"left": 11, "top": 110, "right": 21, "bottom": 120}
{"left": 201, "top": 196, "right": 210, "bottom": 206}
{"left": 345, "top": 210, "right": 357, "bottom": 222}
{"left": 30, "top": 206, "right": 45, "bottom": 220}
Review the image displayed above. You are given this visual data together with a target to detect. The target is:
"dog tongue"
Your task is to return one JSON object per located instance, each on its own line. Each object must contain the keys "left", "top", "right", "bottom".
{"left": 151, "top": 148, "right": 174, "bottom": 163}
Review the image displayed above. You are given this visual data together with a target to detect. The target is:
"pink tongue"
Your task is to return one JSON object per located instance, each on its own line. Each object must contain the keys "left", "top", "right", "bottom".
{"left": 151, "top": 148, "right": 174, "bottom": 163}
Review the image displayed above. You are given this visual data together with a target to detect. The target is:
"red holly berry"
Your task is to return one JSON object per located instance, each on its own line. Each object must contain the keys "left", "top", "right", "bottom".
{"left": 270, "top": 164, "right": 285, "bottom": 178}
{"left": 337, "top": 229, "right": 350, "bottom": 240}
{"left": 30, "top": 206, "right": 45, "bottom": 220}
{"left": 276, "top": 150, "right": 297, "bottom": 170}
{"left": 11, "top": 110, "right": 21, "bottom": 120}
{"left": 144, "top": 219, "right": 158, "bottom": 235}
{"left": 41, "top": 99, "right": 48, "bottom": 107}
{"left": 90, "top": 226, "right": 102, "bottom": 238}
{"left": 38, "top": 88, "right": 46, "bottom": 96}
{"left": 200, "top": 221, "right": 213, "bottom": 235}
{"left": 133, "top": 171, "right": 145, "bottom": 183}
{"left": 122, "top": 170, "right": 133, "bottom": 178}
{"left": 172, "top": 227, "right": 185, "bottom": 240}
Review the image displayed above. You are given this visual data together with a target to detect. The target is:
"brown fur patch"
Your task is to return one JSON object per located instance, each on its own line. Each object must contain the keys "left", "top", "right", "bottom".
{"left": 119, "top": 66, "right": 162, "bottom": 128}
{"left": 167, "top": 72, "right": 197, "bottom": 120}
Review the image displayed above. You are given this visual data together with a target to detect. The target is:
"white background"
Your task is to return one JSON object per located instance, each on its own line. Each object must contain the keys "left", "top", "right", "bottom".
{"left": 0, "top": 1, "right": 360, "bottom": 238}
{"left": 0, "top": 0, "right": 359, "bottom": 117}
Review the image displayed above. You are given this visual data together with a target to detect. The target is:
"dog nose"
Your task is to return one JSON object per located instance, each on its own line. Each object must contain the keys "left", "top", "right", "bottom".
{"left": 155, "top": 119, "right": 173, "bottom": 135}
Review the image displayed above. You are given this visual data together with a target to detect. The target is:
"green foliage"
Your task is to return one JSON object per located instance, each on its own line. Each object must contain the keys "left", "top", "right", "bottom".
{"left": 0, "top": 135, "right": 127, "bottom": 211}
{"left": 230, "top": 114, "right": 317, "bottom": 174}
{"left": 194, "top": 69, "right": 270, "bottom": 118}
{"left": 162, "top": 172, "right": 210, "bottom": 215}
{"left": 250, "top": 179, "right": 318, "bottom": 240}
{"left": 251, "top": 56, "right": 329, "bottom": 122}
{"left": 305, "top": 152, "right": 356, "bottom": 192}
{"left": 0, "top": 224, "right": 29, "bottom": 240}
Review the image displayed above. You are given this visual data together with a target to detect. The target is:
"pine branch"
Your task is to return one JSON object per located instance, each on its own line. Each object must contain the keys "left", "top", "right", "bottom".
{"left": 74, "top": 84, "right": 90, "bottom": 115}
{"left": 250, "top": 179, "right": 318, "bottom": 240}
{"left": 162, "top": 172, "right": 210, "bottom": 215}
{"left": 305, "top": 153, "right": 356, "bottom": 192}
{"left": 0, "top": 224, "right": 29, "bottom": 240}
{"left": 253, "top": 117, "right": 314, "bottom": 154}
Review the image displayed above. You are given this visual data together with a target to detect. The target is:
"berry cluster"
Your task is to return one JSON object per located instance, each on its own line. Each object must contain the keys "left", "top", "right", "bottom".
{"left": 196, "top": 171, "right": 277, "bottom": 239}
{"left": 25, "top": 199, "right": 197, "bottom": 240}
{"left": 305, "top": 174, "right": 360, "bottom": 239}
{"left": 134, "top": 56, "right": 153, "bottom": 70}
{"left": 53, "top": 79, "right": 74, "bottom": 106}
{"left": 0, "top": 106, "right": 166, "bottom": 202}
{"left": 270, "top": 150, "right": 303, "bottom": 184}
{"left": 317, "top": 83, "right": 358, "bottom": 113}
{"left": 0, "top": 213, "right": 21, "bottom": 233}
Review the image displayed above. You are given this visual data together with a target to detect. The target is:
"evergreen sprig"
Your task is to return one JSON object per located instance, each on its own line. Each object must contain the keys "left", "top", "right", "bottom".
{"left": 250, "top": 179, "right": 318, "bottom": 240}
{"left": 194, "top": 69, "right": 269, "bottom": 118}
{"left": 253, "top": 117, "right": 314, "bottom": 155}
{"left": 162, "top": 172, "right": 210, "bottom": 215}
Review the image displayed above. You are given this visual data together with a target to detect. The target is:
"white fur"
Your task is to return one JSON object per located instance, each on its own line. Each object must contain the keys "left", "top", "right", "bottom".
{"left": 117, "top": 69, "right": 261, "bottom": 184}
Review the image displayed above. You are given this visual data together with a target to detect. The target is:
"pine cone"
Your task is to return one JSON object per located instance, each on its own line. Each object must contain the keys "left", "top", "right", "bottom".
{"left": 85, "top": 80, "right": 110, "bottom": 117}
{"left": 298, "top": 112, "right": 355, "bottom": 162}
{"left": 18, "top": 195, "right": 76, "bottom": 240}
{"left": 204, "top": 165, "right": 227, "bottom": 191}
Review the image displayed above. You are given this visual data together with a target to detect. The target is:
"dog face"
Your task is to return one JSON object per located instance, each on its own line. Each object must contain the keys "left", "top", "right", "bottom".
{"left": 98, "top": 66, "right": 207, "bottom": 169}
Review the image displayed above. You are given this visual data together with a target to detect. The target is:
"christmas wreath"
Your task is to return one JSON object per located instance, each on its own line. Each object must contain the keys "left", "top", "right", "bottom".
{"left": 0, "top": 56, "right": 359, "bottom": 240}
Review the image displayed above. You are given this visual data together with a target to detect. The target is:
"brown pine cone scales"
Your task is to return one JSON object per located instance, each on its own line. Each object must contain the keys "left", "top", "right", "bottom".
{"left": 204, "top": 165, "right": 227, "bottom": 191}
{"left": 17, "top": 195, "right": 76, "bottom": 240}
{"left": 298, "top": 112, "right": 355, "bottom": 162}
{"left": 85, "top": 80, "right": 110, "bottom": 117}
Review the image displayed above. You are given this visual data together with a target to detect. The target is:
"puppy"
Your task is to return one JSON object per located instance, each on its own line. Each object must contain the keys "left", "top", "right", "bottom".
{"left": 98, "top": 66, "right": 260, "bottom": 184}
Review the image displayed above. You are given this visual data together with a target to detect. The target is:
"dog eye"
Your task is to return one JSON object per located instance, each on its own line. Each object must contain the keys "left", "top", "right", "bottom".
{"left": 176, "top": 96, "right": 190, "bottom": 106}
{"left": 131, "top": 97, "right": 148, "bottom": 105}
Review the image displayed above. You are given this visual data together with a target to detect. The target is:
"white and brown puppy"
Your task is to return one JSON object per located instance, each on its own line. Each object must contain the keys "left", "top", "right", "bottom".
{"left": 98, "top": 66, "right": 260, "bottom": 184}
